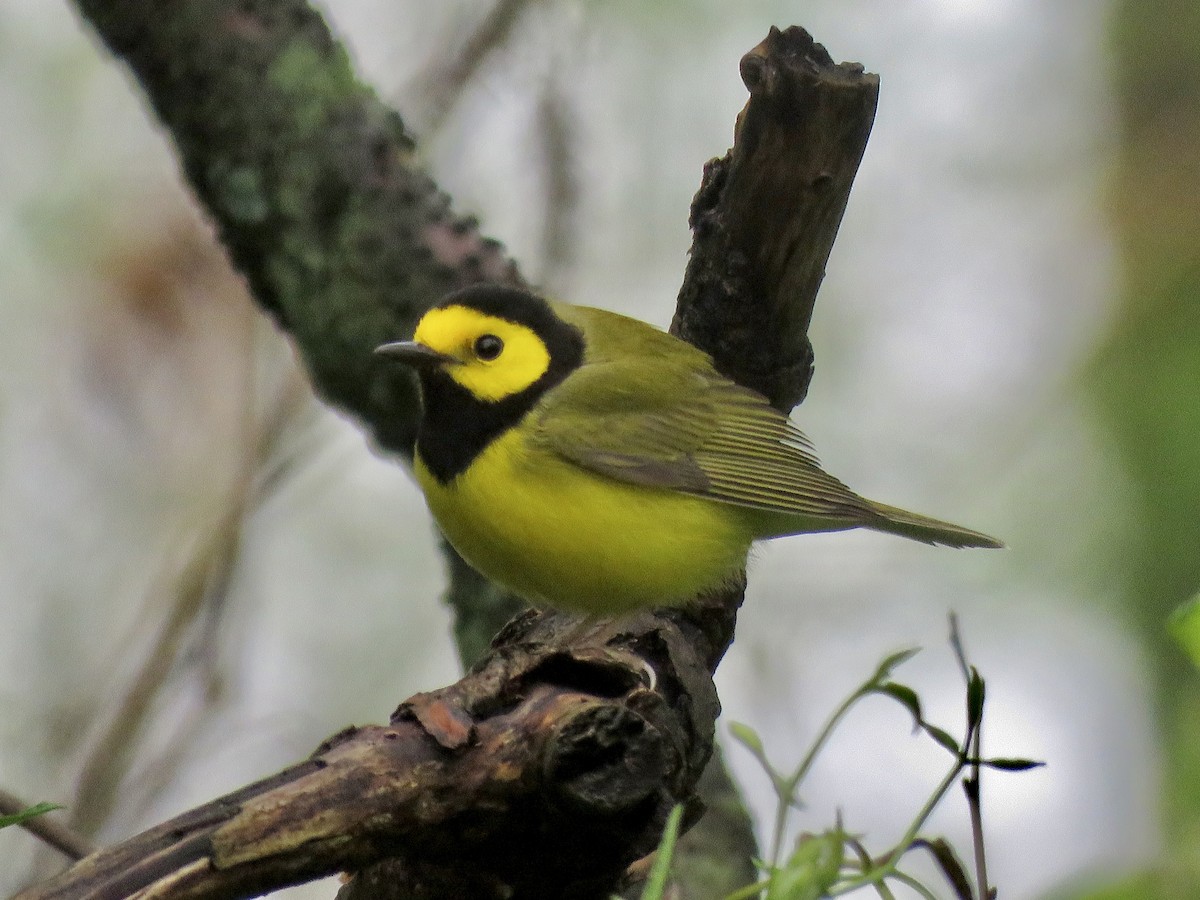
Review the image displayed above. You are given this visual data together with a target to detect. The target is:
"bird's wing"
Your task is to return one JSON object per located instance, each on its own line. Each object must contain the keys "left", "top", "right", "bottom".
{"left": 531, "top": 356, "right": 875, "bottom": 522}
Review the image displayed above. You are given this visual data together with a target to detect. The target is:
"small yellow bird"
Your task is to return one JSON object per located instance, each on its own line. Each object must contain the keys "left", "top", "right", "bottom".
{"left": 376, "top": 285, "right": 1001, "bottom": 616}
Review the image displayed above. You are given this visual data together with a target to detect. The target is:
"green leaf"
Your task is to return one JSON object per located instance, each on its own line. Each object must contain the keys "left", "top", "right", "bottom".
{"left": 874, "top": 682, "right": 923, "bottom": 731}
{"left": 921, "top": 724, "right": 962, "bottom": 757}
{"left": 913, "top": 838, "right": 973, "bottom": 900}
{"left": 1064, "top": 869, "right": 1160, "bottom": 899}
{"left": 870, "top": 648, "right": 921, "bottom": 685}
{"left": 1168, "top": 592, "right": 1200, "bottom": 669}
{"left": 966, "top": 668, "right": 986, "bottom": 730}
{"left": 728, "top": 721, "right": 766, "bottom": 758}
{"left": 845, "top": 836, "right": 873, "bottom": 871}
{"left": 640, "top": 804, "right": 685, "bottom": 900}
{"left": 980, "top": 757, "right": 1045, "bottom": 772}
{"left": 0, "top": 802, "right": 61, "bottom": 830}
{"left": 729, "top": 720, "right": 791, "bottom": 799}
{"left": 813, "top": 825, "right": 846, "bottom": 887}
{"left": 766, "top": 830, "right": 846, "bottom": 900}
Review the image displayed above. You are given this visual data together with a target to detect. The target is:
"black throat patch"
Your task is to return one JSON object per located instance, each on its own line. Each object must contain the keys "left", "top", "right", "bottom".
{"left": 415, "top": 290, "right": 585, "bottom": 483}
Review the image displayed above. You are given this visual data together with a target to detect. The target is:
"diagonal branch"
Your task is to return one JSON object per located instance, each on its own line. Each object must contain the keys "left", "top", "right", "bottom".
{"left": 70, "top": 0, "right": 523, "bottom": 459}
{"left": 19, "top": 612, "right": 718, "bottom": 900}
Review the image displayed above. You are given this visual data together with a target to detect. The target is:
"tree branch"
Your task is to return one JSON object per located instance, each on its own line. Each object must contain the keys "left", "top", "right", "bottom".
{"left": 19, "top": 612, "right": 717, "bottom": 900}
{"left": 70, "top": 0, "right": 523, "bottom": 459}
{"left": 24, "top": 6, "right": 878, "bottom": 897}
{"left": 673, "top": 26, "right": 878, "bottom": 412}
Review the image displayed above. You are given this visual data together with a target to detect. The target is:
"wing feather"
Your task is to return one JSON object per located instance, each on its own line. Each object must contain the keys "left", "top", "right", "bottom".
{"left": 532, "top": 350, "right": 875, "bottom": 524}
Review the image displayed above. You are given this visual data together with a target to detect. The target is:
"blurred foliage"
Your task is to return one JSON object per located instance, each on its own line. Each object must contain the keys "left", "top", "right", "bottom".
{"left": 1084, "top": 0, "right": 1200, "bottom": 895}
{"left": 1169, "top": 594, "right": 1200, "bottom": 670}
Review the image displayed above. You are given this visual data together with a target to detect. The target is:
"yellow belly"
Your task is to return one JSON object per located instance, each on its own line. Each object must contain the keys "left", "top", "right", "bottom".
{"left": 415, "top": 429, "right": 753, "bottom": 616}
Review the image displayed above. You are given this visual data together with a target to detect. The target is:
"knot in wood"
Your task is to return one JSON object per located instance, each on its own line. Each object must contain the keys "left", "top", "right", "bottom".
{"left": 543, "top": 702, "right": 664, "bottom": 815}
{"left": 739, "top": 53, "right": 769, "bottom": 94}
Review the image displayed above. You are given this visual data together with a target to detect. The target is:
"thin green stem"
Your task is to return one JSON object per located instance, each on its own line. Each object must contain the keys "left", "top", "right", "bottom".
{"left": 953, "top": 613, "right": 989, "bottom": 900}
{"left": 828, "top": 759, "right": 963, "bottom": 896}
{"left": 888, "top": 869, "right": 942, "bottom": 900}
{"left": 949, "top": 613, "right": 970, "bottom": 682}
{"left": 967, "top": 721, "right": 988, "bottom": 898}
{"left": 769, "top": 688, "right": 870, "bottom": 868}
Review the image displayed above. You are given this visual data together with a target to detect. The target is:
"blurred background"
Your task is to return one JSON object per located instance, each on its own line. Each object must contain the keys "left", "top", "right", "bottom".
{"left": 0, "top": 0, "right": 1195, "bottom": 897}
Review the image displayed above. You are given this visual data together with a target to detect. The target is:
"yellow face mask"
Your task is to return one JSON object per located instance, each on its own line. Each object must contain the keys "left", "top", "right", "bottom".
{"left": 412, "top": 304, "right": 551, "bottom": 403}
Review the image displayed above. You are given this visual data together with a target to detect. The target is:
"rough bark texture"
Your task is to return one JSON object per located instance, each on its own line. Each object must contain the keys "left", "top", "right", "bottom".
{"left": 25, "top": 6, "right": 878, "bottom": 898}
{"left": 673, "top": 27, "right": 878, "bottom": 411}
{"left": 21, "top": 612, "right": 718, "bottom": 900}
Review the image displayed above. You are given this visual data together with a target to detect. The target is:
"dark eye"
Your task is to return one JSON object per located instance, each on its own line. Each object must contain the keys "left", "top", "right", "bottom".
{"left": 474, "top": 334, "right": 504, "bottom": 360}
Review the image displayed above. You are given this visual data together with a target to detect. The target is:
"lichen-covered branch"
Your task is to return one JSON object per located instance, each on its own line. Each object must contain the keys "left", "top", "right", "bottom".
{"left": 70, "top": 0, "right": 522, "bottom": 457}
{"left": 68, "top": 0, "right": 532, "bottom": 680}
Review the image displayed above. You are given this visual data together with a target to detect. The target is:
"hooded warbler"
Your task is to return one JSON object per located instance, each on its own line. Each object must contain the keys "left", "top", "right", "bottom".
{"left": 376, "top": 284, "right": 1001, "bottom": 616}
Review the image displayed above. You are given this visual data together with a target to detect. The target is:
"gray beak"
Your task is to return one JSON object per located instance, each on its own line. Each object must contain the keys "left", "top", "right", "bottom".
{"left": 374, "top": 340, "right": 456, "bottom": 368}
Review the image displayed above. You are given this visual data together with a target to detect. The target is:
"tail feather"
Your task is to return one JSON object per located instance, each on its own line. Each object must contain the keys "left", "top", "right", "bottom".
{"left": 866, "top": 501, "right": 1003, "bottom": 549}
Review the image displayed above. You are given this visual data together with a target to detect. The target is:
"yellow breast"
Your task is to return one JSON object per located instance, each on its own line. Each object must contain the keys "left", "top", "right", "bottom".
{"left": 415, "top": 429, "right": 753, "bottom": 616}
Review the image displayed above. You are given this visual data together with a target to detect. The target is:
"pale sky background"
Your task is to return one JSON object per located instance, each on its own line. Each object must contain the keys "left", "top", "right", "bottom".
{"left": 0, "top": 2, "right": 1147, "bottom": 897}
